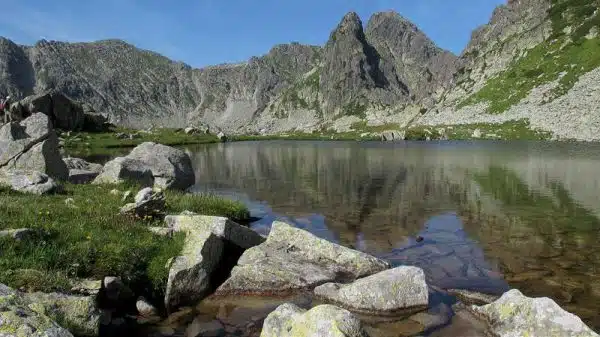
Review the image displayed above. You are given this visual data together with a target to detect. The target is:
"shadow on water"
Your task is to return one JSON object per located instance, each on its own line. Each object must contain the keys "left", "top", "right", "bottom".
{"left": 91, "top": 140, "right": 600, "bottom": 334}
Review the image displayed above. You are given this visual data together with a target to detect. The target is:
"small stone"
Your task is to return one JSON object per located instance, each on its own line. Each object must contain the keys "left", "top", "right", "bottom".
{"left": 0, "top": 228, "right": 36, "bottom": 241}
{"left": 136, "top": 296, "right": 158, "bottom": 317}
{"left": 185, "top": 318, "right": 226, "bottom": 337}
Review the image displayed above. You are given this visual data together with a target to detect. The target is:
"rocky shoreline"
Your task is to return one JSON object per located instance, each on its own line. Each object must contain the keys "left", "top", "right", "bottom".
{"left": 1, "top": 112, "right": 599, "bottom": 336}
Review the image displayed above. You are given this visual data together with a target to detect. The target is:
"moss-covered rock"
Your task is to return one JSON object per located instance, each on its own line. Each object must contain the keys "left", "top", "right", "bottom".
{"left": 260, "top": 303, "right": 368, "bottom": 337}
{"left": 470, "top": 289, "right": 599, "bottom": 337}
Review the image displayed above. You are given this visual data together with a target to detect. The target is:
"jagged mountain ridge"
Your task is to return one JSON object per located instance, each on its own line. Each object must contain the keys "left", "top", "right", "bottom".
{"left": 0, "top": 10, "right": 456, "bottom": 133}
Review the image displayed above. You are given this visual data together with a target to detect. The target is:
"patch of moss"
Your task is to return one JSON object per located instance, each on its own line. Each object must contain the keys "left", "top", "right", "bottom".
{"left": 343, "top": 100, "right": 368, "bottom": 119}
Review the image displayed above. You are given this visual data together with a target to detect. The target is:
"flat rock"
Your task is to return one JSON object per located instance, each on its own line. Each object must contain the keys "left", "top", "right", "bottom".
{"left": 68, "top": 169, "right": 100, "bottom": 184}
{"left": 126, "top": 142, "right": 195, "bottom": 190}
{"left": 314, "top": 266, "right": 428, "bottom": 315}
{"left": 447, "top": 288, "right": 500, "bottom": 306}
{"left": 93, "top": 157, "right": 154, "bottom": 187}
{"left": 185, "top": 318, "right": 225, "bottom": 337}
{"left": 260, "top": 303, "right": 368, "bottom": 337}
{"left": 0, "top": 169, "right": 61, "bottom": 194}
{"left": 470, "top": 289, "right": 599, "bottom": 337}
{"left": 164, "top": 215, "right": 265, "bottom": 311}
{"left": 215, "top": 221, "right": 389, "bottom": 296}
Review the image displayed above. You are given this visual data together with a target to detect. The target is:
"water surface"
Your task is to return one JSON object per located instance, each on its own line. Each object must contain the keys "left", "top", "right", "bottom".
{"left": 180, "top": 140, "right": 600, "bottom": 334}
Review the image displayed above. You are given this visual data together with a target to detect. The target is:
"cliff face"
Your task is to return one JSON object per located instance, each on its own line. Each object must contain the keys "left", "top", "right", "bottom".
{"left": 1, "top": 0, "right": 599, "bottom": 139}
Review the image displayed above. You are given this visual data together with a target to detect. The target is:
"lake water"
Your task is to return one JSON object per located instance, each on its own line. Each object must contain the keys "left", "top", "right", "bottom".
{"left": 97, "top": 140, "right": 600, "bottom": 335}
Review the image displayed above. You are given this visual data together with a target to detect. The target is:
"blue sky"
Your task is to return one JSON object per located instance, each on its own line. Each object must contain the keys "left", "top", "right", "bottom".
{"left": 1, "top": 0, "right": 505, "bottom": 68}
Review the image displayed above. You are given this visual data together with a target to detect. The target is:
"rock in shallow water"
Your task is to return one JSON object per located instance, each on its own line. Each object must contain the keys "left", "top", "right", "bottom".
{"left": 215, "top": 221, "right": 389, "bottom": 296}
{"left": 470, "top": 289, "right": 599, "bottom": 337}
{"left": 260, "top": 303, "right": 368, "bottom": 337}
{"left": 164, "top": 215, "right": 265, "bottom": 311}
{"left": 314, "top": 266, "right": 428, "bottom": 315}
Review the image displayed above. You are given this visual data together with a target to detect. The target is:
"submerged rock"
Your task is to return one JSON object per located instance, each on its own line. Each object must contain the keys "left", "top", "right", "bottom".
{"left": 470, "top": 289, "right": 599, "bottom": 337}
{"left": 260, "top": 303, "right": 368, "bottom": 337}
{"left": 314, "top": 266, "right": 428, "bottom": 315}
{"left": 215, "top": 221, "right": 389, "bottom": 296}
{"left": 0, "top": 169, "right": 61, "bottom": 194}
{"left": 164, "top": 215, "right": 265, "bottom": 311}
{"left": 447, "top": 288, "right": 500, "bottom": 306}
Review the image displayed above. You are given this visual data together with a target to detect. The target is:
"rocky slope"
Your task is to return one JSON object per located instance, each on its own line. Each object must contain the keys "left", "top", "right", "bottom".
{"left": 0, "top": 0, "right": 599, "bottom": 139}
{"left": 0, "top": 10, "right": 455, "bottom": 133}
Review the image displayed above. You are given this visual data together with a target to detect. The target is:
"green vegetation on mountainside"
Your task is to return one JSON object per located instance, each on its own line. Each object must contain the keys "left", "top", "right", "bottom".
{"left": 0, "top": 183, "right": 248, "bottom": 298}
{"left": 458, "top": 0, "right": 600, "bottom": 113}
{"left": 404, "top": 119, "right": 552, "bottom": 140}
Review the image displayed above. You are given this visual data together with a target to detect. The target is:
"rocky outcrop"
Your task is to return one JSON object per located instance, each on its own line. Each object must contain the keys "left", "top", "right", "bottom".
{"left": 16, "top": 91, "right": 85, "bottom": 131}
{"left": 314, "top": 266, "right": 428, "bottom": 315}
{"left": 470, "top": 289, "right": 599, "bottom": 337}
{"left": 380, "top": 130, "right": 404, "bottom": 141}
{"left": 0, "top": 283, "right": 100, "bottom": 337}
{"left": 260, "top": 303, "right": 368, "bottom": 337}
{"left": 0, "top": 169, "right": 61, "bottom": 194}
{"left": 215, "top": 221, "right": 389, "bottom": 295}
{"left": 0, "top": 113, "right": 68, "bottom": 180}
{"left": 163, "top": 214, "right": 265, "bottom": 311}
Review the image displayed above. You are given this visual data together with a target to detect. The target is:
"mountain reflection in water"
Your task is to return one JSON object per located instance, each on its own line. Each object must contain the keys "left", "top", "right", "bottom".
{"left": 180, "top": 140, "right": 600, "bottom": 333}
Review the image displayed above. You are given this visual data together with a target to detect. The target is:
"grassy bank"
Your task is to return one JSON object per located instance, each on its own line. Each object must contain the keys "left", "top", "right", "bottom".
{"left": 0, "top": 183, "right": 249, "bottom": 299}
{"left": 404, "top": 119, "right": 552, "bottom": 141}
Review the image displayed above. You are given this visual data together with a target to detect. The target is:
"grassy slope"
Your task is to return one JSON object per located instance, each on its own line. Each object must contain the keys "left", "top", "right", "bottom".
{"left": 405, "top": 119, "right": 553, "bottom": 141}
{"left": 0, "top": 183, "right": 248, "bottom": 298}
{"left": 457, "top": 0, "right": 600, "bottom": 113}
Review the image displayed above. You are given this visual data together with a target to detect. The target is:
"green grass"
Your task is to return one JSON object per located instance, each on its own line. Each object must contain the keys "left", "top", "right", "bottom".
{"left": 343, "top": 100, "right": 368, "bottom": 119}
{"left": 0, "top": 183, "right": 249, "bottom": 299}
{"left": 405, "top": 119, "right": 552, "bottom": 141}
{"left": 349, "top": 121, "right": 401, "bottom": 133}
{"left": 62, "top": 127, "right": 220, "bottom": 157}
{"left": 457, "top": 0, "right": 600, "bottom": 113}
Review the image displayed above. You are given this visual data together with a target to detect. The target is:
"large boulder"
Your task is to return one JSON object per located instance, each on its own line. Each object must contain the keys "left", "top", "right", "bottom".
{"left": 0, "top": 284, "right": 74, "bottom": 337}
{"left": 164, "top": 215, "right": 265, "bottom": 311}
{"left": 215, "top": 221, "right": 389, "bottom": 296}
{"left": 0, "top": 170, "right": 61, "bottom": 194}
{"left": 0, "top": 113, "right": 68, "bottom": 181}
{"left": 314, "top": 266, "right": 428, "bottom": 315}
{"left": 63, "top": 157, "right": 104, "bottom": 184}
{"left": 260, "top": 303, "right": 369, "bottom": 337}
{"left": 18, "top": 91, "right": 85, "bottom": 131}
{"left": 470, "top": 289, "right": 599, "bottom": 337}
{"left": 93, "top": 157, "right": 154, "bottom": 187}
{"left": 126, "top": 142, "right": 195, "bottom": 190}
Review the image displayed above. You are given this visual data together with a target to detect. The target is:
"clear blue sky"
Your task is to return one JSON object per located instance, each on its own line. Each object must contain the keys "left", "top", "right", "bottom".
{"left": 2, "top": 0, "right": 505, "bottom": 68}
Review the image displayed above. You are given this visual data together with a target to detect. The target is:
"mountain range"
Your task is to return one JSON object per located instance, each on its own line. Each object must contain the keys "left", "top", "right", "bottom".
{"left": 0, "top": 0, "right": 598, "bottom": 140}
